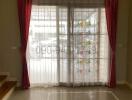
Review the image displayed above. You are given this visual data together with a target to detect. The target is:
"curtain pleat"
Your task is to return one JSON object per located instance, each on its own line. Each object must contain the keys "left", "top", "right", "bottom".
{"left": 105, "top": 0, "right": 118, "bottom": 88}
{"left": 17, "top": 0, "right": 32, "bottom": 89}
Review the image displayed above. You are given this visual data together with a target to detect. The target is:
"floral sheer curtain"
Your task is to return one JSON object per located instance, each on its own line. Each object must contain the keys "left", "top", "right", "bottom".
{"left": 69, "top": 8, "right": 109, "bottom": 85}
{"left": 27, "top": 4, "right": 109, "bottom": 87}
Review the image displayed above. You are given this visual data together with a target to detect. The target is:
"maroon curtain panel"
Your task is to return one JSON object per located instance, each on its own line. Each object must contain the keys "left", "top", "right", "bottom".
{"left": 105, "top": 0, "right": 118, "bottom": 88}
{"left": 18, "top": 0, "right": 32, "bottom": 89}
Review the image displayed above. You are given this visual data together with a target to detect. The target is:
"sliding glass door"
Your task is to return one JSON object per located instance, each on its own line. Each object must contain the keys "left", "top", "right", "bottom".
{"left": 71, "top": 8, "right": 109, "bottom": 85}
{"left": 27, "top": 6, "right": 109, "bottom": 87}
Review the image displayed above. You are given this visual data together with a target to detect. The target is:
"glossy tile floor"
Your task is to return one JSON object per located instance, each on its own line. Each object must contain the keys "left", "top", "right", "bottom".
{"left": 9, "top": 85, "right": 132, "bottom": 100}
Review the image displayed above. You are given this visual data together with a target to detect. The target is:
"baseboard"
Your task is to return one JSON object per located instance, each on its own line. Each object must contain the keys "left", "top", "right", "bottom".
{"left": 116, "top": 81, "right": 132, "bottom": 89}
{"left": 16, "top": 81, "right": 21, "bottom": 87}
{"left": 7, "top": 77, "right": 20, "bottom": 87}
{"left": 117, "top": 81, "right": 126, "bottom": 85}
{"left": 0, "top": 72, "right": 10, "bottom": 76}
{"left": 7, "top": 77, "right": 17, "bottom": 81}
{"left": 125, "top": 82, "right": 132, "bottom": 89}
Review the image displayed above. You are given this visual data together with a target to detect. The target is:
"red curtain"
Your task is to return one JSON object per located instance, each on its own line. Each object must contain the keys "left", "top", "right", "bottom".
{"left": 105, "top": 0, "right": 118, "bottom": 88}
{"left": 18, "top": 0, "right": 32, "bottom": 89}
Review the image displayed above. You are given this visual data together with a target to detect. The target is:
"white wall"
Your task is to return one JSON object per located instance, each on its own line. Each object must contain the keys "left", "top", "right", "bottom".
{"left": 0, "top": 0, "right": 22, "bottom": 83}
{"left": 127, "top": 0, "right": 132, "bottom": 85}
{"left": 116, "top": 0, "right": 129, "bottom": 83}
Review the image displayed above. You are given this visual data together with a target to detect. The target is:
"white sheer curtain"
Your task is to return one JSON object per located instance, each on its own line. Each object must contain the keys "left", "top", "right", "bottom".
{"left": 27, "top": 2, "right": 109, "bottom": 87}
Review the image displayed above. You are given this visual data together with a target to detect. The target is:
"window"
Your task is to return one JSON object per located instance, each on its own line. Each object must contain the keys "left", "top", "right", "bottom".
{"left": 27, "top": 6, "right": 109, "bottom": 86}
